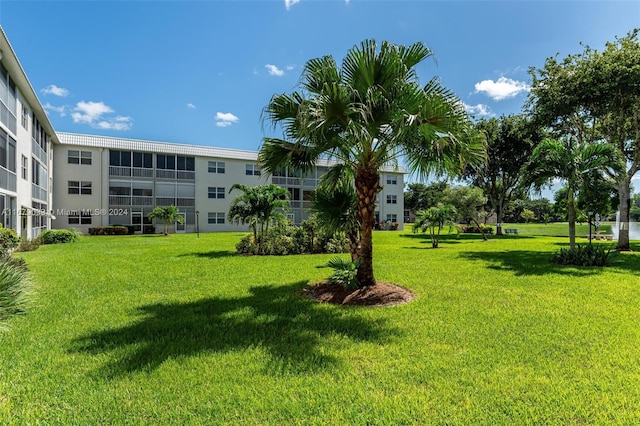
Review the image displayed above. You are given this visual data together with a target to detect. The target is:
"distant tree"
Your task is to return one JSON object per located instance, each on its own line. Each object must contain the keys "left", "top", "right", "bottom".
{"left": 520, "top": 209, "right": 536, "bottom": 223}
{"left": 228, "top": 184, "right": 290, "bottom": 254}
{"left": 527, "top": 198, "right": 555, "bottom": 223}
{"left": 464, "top": 115, "right": 545, "bottom": 235}
{"left": 260, "top": 39, "right": 485, "bottom": 287}
{"left": 528, "top": 29, "right": 640, "bottom": 250}
{"left": 524, "top": 138, "right": 622, "bottom": 250}
{"left": 443, "top": 185, "right": 489, "bottom": 240}
{"left": 147, "top": 205, "right": 184, "bottom": 236}
{"left": 576, "top": 171, "right": 619, "bottom": 220}
{"left": 630, "top": 193, "right": 640, "bottom": 221}
{"left": 553, "top": 187, "right": 569, "bottom": 221}
{"left": 412, "top": 204, "right": 457, "bottom": 248}
{"left": 404, "top": 181, "right": 449, "bottom": 215}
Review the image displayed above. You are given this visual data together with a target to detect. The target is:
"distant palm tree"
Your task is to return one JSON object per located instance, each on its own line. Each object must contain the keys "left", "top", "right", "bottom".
{"left": 228, "top": 184, "right": 290, "bottom": 254}
{"left": 261, "top": 39, "right": 485, "bottom": 287}
{"left": 311, "top": 168, "right": 359, "bottom": 261}
{"left": 525, "top": 138, "right": 622, "bottom": 250}
{"left": 413, "top": 204, "right": 457, "bottom": 248}
{"left": 147, "top": 205, "right": 184, "bottom": 236}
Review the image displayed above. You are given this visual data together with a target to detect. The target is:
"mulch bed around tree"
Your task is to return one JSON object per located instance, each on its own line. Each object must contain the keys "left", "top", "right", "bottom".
{"left": 302, "top": 281, "right": 415, "bottom": 307}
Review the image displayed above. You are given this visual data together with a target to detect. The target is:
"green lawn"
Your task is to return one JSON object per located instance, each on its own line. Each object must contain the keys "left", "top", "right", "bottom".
{"left": 1, "top": 230, "right": 639, "bottom": 425}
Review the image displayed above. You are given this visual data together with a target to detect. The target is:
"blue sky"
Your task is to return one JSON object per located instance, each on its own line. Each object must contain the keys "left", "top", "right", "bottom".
{"left": 1, "top": 0, "right": 638, "bottom": 157}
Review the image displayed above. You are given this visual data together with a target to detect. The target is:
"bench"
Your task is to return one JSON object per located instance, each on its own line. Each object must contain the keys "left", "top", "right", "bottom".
{"left": 504, "top": 228, "right": 518, "bottom": 235}
{"left": 593, "top": 234, "right": 613, "bottom": 241}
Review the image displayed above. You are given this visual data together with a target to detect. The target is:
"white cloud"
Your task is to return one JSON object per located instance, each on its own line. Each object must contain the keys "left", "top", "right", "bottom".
{"left": 284, "top": 0, "right": 301, "bottom": 10}
{"left": 215, "top": 112, "right": 239, "bottom": 127}
{"left": 463, "top": 103, "right": 493, "bottom": 117}
{"left": 71, "top": 101, "right": 131, "bottom": 131}
{"left": 474, "top": 76, "right": 530, "bottom": 101}
{"left": 95, "top": 116, "right": 133, "bottom": 131}
{"left": 41, "top": 84, "right": 69, "bottom": 97}
{"left": 43, "top": 103, "right": 67, "bottom": 117}
{"left": 286, "top": 65, "right": 295, "bottom": 71}
{"left": 187, "top": 103, "right": 196, "bottom": 109}
{"left": 265, "top": 64, "right": 284, "bottom": 77}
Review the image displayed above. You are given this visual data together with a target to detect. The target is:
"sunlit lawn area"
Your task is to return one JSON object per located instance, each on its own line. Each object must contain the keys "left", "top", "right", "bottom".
{"left": 1, "top": 228, "right": 639, "bottom": 424}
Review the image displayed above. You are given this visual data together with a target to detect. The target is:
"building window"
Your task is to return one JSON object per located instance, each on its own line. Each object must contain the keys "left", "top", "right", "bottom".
{"left": 68, "top": 181, "right": 92, "bottom": 195}
{"left": 386, "top": 175, "right": 397, "bottom": 185}
{"left": 245, "top": 164, "right": 260, "bottom": 176}
{"left": 133, "top": 152, "right": 153, "bottom": 168}
{"left": 208, "top": 212, "right": 225, "bottom": 224}
{"left": 208, "top": 161, "right": 225, "bottom": 173}
{"left": 21, "top": 155, "right": 27, "bottom": 180}
{"left": 21, "top": 105, "right": 29, "bottom": 130}
{"left": 68, "top": 150, "right": 92, "bottom": 165}
{"left": 386, "top": 194, "right": 397, "bottom": 204}
{"left": 157, "top": 154, "right": 195, "bottom": 171}
{"left": 110, "top": 150, "right": 131, "bottom": 167}
{"left": 208, "top": 187, "right": 225, "bottom": 199}
{"left": 81, "top": 151, "right": 92, "bottom": 165}
{"left": 68, "top": 212, "right": 92, "bottom": 225}
{"left": 386, "top": 214, "right": 397, "bottom": 222}
{"left": 0, "top": 128, "right": 17, "bottom": 173}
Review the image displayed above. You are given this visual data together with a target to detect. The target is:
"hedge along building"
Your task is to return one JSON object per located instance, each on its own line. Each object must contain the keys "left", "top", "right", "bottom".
{"left": 0, "top": 27, "right": 57, "bottom": 240}
{"left": 52, "top": 132, "right": 407, "bottom": 234}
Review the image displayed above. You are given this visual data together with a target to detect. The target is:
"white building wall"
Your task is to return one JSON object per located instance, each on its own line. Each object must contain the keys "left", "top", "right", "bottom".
{"left": 0, "top": 28, "right": 58, "bottom": 240}
{"left": 51, "top": 146, "right": 106, "bottom": 233}
{"left": 53, "top": 134, "right": 407, "bottom": 235}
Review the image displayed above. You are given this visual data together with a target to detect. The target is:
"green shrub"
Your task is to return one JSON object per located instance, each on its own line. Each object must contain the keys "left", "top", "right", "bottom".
{"left": 235, "top": 223, "right": 349, "bottom": 256}
{"left": 40, "top": 229, "right": 79, "bottom": 244}
{"left": 551, "top": 244, "right": 612, "bottom": 267}
{"left": 14, "top": 237, "right": 42, "bottom": 252}
{"left": 88, "top": 226, "right": 130, "bottom": 236}
{"left": 235, "top": 235, "right": 258, "bottom": 255}
{"left": 325, "top": 236, "right": 350, "bottom": 254}
{"left": 0, "top": 257, "right": 31, "bottom": 329}
{"left": 0, "top": 227, "right": 20, "bottom": 256}
{"left": 327, "top": 257, "right": 360, "bottom": 289}
{"left": 460, "top": 224, "right": 493, "bottom": 234}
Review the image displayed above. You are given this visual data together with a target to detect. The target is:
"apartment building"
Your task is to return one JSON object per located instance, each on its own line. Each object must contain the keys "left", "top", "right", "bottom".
{"left": 0, "top": 27, "right": 57, "bottom": 240}
{"left": 1, "top": 25, "right": 405, "bottom": 237}
{"left": 52, "top": 132, "right": 406, "bottom": 234}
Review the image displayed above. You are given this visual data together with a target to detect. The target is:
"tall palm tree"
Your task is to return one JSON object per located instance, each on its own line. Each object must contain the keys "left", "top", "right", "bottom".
{"left": 524, "top": 138, "right": 622, "bottom": 250}
{"left": 228, "top": 184, "right": 290, "bottom": 254}
{"left": 147, "top": 205, "right": 184, "bottom": 236}
{"left": 260, "top": 39, "right": 485, "bottom": 286}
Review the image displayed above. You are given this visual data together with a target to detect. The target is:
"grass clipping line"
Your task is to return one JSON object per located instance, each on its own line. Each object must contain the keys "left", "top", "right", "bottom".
{"left": 302, "top": 281, "right": 415, "bottom": 307}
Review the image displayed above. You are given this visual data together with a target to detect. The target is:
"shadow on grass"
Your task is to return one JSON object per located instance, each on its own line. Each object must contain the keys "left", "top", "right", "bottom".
{"left": 178, "top": 250, "right": 237, "bottom": 259}
{"left": 69, "top": 281, "right": 395, "bottom": 378}
{"left": 459, "top": 250, "right": 603, "bottom": 277}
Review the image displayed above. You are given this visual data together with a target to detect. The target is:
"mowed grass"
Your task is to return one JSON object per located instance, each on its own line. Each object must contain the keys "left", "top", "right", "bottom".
{"left": 1, "top": 229, "right": 639, "bottom": 425}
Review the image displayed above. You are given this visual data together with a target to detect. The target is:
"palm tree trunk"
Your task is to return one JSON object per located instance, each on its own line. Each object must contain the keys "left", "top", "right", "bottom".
{"left": 355, "top": 168, "right": 379, "bottom": 287}
{"left": 568, "top": 193, "right": 577, "bottom": 251}
{"left": 470, "top": 218, "right": 488, "bottom": 241}
{"left": 348, "top": 227, "right": 360, "bottom": 262}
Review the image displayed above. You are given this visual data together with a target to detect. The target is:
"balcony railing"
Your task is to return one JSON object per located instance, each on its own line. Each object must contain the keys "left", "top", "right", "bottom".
{"left": 272, "top": 176, "right": 302, "bottom": 186}
{"left": 109, "top": 196, "right": 154, "bottom": 206}
{"left": 108, "top": 166, "right": 194, "bottom": 181}
{"left": 31, "top": 183, "right": 47, "bottom": 201}
{"left": 32, "top": 140, "right": 48, "bottom": 164}
{"left": 0, "top": 168, "right": 16, "bottom": 192}
{"left": 109, "top": 166, "right": 155, "bottom": 178}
